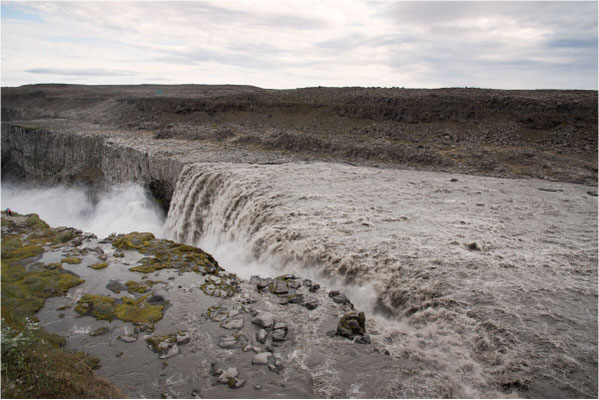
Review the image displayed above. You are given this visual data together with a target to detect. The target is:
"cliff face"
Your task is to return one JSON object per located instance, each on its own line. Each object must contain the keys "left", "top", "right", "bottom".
{"left": 1, "top": 124, "right": 183, "bottom": 211}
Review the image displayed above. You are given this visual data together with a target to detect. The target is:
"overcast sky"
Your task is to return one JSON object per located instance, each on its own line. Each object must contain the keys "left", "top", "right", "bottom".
{"left": 1, "top": 1, "right": 597, "bottom": 89}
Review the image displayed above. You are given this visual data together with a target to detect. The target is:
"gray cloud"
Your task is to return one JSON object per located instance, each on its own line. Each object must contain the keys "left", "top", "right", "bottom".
{"left": 26, "top": 68, "right": 139, "bottom": 76}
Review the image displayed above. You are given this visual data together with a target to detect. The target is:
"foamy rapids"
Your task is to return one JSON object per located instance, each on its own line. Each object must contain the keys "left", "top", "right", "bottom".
{"left": 165, "top": 161, "right": 598, "bottom": 398}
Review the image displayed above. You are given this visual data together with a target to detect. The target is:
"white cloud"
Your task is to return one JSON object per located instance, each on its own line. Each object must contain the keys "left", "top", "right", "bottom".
{"left": 1, "top": 1, "right": 596, "bottom": 89}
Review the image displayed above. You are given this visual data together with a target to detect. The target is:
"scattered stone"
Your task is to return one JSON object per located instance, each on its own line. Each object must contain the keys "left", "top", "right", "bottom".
{"left": 90, "top": 326, "right": 110, "bottom": 336}
{"left": 252, "top": 352, "right": 272, "bottom": 365}
{"left": 354, "top": 334, "right": 371, "bottom": 344}
{"left": 113, "top": 251, "right": 125, "bottom": 258}
{"left": 331, "top": 292, "right": 352, "bottom": 306}
{"left": 256, "top": 329, "right": 268, "bottom": 344}
{"left": 467, "top": 242, "right": 481, "bottom": 251}
{"left": 326, "top": 330, "right": 336, "bottom": 337}
{"left": 336, "top": 311, "right": 367, "bottom": 341}
{"left": 147, "top": 294, "right": 167, "bottom": 305}
{"left": 106, "top": 280, "right": 126, "bottom": 293}
{"left": 220, "top": 318, "right": 244, "bottom": 330}
{"left": 116, "top": 351, "right": 124, "bottom": 358}
{"left": 98, "top": 254, "right": 108, "bottom": 261}
{"left": 309, "top": 283, "right": 320, "bottom": 292}
{"left": 191, "top": 389, "right": 202, "bottom": 398}
{"left": 176, "top": 331, "right": 191, "bottom": 345}
{"left": 587, "top": 190, "right": 598, "bottom": 197}
{"left": 302, "top": 299, "right": 319, "bottom": 310}
{"left": 217, "top": 367, "right": 245, "bottom": 389}
{"left": 450, "top": 178, "right": 459, "bottom": 182}
{"left": 207, "top": 306, "right": 229, "bottom": 322}
{"left": 538, "top": 187, "right": 563, "bottom": 192}
{"left": 271, "top": 280, "right": 289, "bottom": 295}
{"left": 118, "top": 334, "right": 138, "bottom": 343}
{"left": 272, "top": 328, "right": 287, "bottom": 342}
{"left": 218, "top": 333, "right": 248, "bottom": 349}
{"left": 251, "top": 311, "right": 275, "bottom": 329}
{"left": 254, "top": 384, "right": 262, "bottom": 390}
{"left": 146, "top": 331, "right": 190, "bottom": 358}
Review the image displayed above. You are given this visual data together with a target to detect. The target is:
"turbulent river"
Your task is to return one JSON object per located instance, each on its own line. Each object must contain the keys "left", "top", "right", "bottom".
{"left": 3, "top": 161, "right": 597, "bottom": 398}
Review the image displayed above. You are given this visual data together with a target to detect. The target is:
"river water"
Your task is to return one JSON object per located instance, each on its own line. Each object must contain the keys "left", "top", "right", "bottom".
{"left": 4, "top": 161, "right": 597, "bottom": 397}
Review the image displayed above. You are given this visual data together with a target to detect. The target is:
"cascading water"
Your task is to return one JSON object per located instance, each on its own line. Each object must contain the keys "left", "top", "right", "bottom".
{"left": 164, "top": 161, "right": 598, "bottom": 398}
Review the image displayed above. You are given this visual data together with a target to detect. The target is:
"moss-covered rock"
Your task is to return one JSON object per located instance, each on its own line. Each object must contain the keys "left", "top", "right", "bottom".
{"left": 25, "top": 214, "right": 50, "bottom": 230}
{"left": 87, "top": 262, "right": 108, "bottom": 270}
{"left": 112, "top": 232, "right": 157, "bottom": 253}
{"left": 75, "top": 293, "right": 165, "bottom": 331}
{"left": 55, "top": 229, "right": 76, "bottom": 243}
{"left": 61, "top": 257, "right": 82, "bottom": 265}
{"left": 116, "top": 233, "right": 223, "bottom": 276}
{"left": 125, "top": 280, "right": 159, "bottom": 293}
{"left": 336, "top": 311, "right": 367, "bottom": 340}
{"left": 75, "top": 294, "right": 116, "bottom": 320}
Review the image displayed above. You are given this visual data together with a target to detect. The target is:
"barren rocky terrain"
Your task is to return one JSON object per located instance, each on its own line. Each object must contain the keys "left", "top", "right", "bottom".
{"left": 2, "top": 84, "right": 597, "bottom": 187}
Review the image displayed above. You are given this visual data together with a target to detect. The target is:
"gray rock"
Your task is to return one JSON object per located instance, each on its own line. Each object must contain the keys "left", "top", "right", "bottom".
{"left": 218, "top": 334, "right": 247, "bottom": 349}
{"left": 113, "top": 251, "right": 125, "bottom": 258}
{"left": 272, "top": 329, "right": 287, "bottom": 342}
{"left": 302, "top": 299, "right": 319, "bottom": 310}
{"left": 118, "top": 334, "right": 138, "bottom": 343}
{"left": 309, "top": 284, "right": 320, "bottom": 292}
{"left": 252, "top": 311, "right": 275, "bottom": 329}
{"left": 331, "top": 292, "right": 352, "bottom": 305}
{"left": 354, "top": 334, "right": 371, "bottom": 344}
{"left": 159, "top": 343, "right": 180, "bottom": 359}
{"left": 271, "top": 280, "right": 288, "bottom": 295}
{"left": 220, "top": 318, "right": 244, "bottom": 330}
{"left": 256, "top": 329, "right": 268, "bottom": 344}
{"left": 90, "top": 326, "right": 110, "bottom": 337}
{"left": 176, "top": 331, "right": 191, "bottom": 345}
{"left": 252, "top": 352, "right": 272, "bottom": 365}
{"left": 273, "top": 322, "right": 287, "bottom": 331}
{"left": 254, "top": 384, "right": 262, "bottom": 390}
{"left": 191, "top": 389, "right": 202, "bottom": 398}
{"left": 106, "top": 280, "right": 126, "bottom": 294}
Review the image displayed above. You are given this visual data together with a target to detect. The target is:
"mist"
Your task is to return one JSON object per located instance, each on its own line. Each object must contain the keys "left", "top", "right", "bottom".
{"left": 1, "top": 183, "right": 165, "bottom": 239}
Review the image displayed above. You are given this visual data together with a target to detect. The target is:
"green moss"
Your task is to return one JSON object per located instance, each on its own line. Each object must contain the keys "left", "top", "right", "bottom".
{"left": 127, "top": 239, "right": 223, "bottom": 275}
{"left": 62, "top": 257, "right": 82, "bottom": 265}
{"left": 125, "top": 280, "right": 159, "bottom": 293}
{"left": 1, "top": 235, "right": 23, "bottom": 257}
{"left": 75, "top": 295, "right": 116, "bottom": 321}
{"left": 56, "top": 230, "right": 76, "bottom": 243}
{"left": 88, "top": 263, "right": 108, "bottom": 270}
{"left": 1, "top": 218, "right": 15, "bottom": 228}
{"left": 0, "top": 215, "right": 122, "bottom": 398}
{"left": 112, "top": 232, "right": 156, "bottom": 252}
{"left": 25, "top": 214, "right": 50, "bottom": 230}
{"left": 114, "top": 294, "right": 164, "bottom": 330}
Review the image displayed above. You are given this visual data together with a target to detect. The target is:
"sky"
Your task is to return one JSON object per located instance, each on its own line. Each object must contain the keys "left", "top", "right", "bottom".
{"left": 1, "top": 1, "right": 597, "bottom": 89}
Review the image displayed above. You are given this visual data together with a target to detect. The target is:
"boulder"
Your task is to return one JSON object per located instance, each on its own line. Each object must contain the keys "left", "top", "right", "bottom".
{"left": 252, "top": 311, "right": 275, "bottom": 329}
{"left": 252, "top": 352, "right": 272, "bottom": 365}
{"left": 220, "top": 318, "right": 244, "bottom": 330}
{"left": 336, "top": 311, "right": 366, "bottom": 340}
{"left": 256, "top": 329, "right": 268, "bottom": 344}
